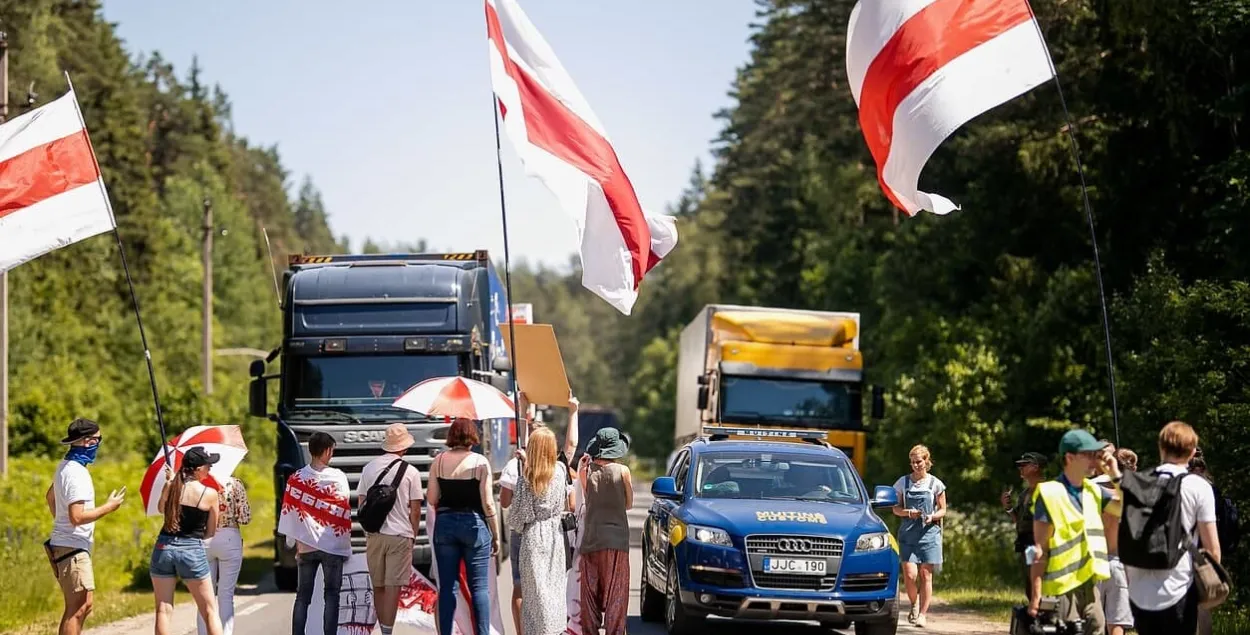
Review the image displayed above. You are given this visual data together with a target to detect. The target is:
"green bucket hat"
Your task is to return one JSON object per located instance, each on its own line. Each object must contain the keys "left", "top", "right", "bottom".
{"left": 588, "top": 427, "right": 629, "bottom": 460}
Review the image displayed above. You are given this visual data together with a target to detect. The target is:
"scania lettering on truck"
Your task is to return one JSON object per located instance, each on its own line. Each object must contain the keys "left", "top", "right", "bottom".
{"left": 247, "top": 250, "right": 516, "bottom": 590}
{"left": 675, "top": 305, "right": 885, "bottom": 474}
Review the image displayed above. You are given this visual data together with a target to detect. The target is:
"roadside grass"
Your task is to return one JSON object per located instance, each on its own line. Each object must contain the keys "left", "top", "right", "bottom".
{"left": 0, "top": 454, "right": 276, "bottom": 635}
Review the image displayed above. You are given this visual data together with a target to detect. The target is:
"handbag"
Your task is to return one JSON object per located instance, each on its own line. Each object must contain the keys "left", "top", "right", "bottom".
{"left": 1192, "top": 548, "right": 1231, "bottom": 609}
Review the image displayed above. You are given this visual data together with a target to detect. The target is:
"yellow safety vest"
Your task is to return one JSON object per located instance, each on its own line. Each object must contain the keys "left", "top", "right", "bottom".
{"left": 1037, "top": 479, "right": 1110, "bottom": 596}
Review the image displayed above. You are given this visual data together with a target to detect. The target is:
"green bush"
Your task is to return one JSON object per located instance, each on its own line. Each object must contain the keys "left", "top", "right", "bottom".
{"left": 0, "top": 453, "right": 275, "bottom": 635}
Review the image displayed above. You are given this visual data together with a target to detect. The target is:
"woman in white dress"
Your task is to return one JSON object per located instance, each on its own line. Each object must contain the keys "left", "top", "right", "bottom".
{"left": 507, "top": 427, "right": 574, "bottom": 635}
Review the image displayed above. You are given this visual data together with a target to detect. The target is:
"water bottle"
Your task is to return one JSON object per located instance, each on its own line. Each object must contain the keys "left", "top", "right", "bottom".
{"left": 1024, "top": 544, "right": 1040, "bottom": 565}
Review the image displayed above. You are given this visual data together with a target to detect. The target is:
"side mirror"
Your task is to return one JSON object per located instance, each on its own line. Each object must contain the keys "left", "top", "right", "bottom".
{"left": 493, "top": 355, "right": 513, "bottom": 373}
{"left": 871, "top": 385, "right": 885, "bottom": 419}
{"left": 871, "top": 485, "right": 898, "bottom": 508}
{"left": 488, "top": 373, "right": 513, "bottom": 394}
{"left": 248, "top": 378, "right": 268, "bottom": 418}
{"left": 696, "top": 386, "right": 709, "bottom": 410}
{"left": 652, "top": 476, "right": 680, "bottom": 500}
{"left": 249, "top": 359, "right": 266, "bottom": 378}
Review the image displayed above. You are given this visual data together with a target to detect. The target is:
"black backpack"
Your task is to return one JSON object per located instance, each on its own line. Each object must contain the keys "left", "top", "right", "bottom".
{"left": 1213, "top": 484, "right": 1241, "bottom": 555}
{"left": 1118, "top": 469, "right": 1194, "bottom": 570}
{"left": 359, "top": 459, "right": 409, "bottom": 534}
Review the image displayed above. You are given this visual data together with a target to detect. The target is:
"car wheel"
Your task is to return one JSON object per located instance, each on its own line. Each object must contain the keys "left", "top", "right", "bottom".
{"left": 665, "top": 558, "right": 701, "bottom": 635}
{"left": 639, "top": 537, "right": 665, "bottom": 623}
{"left": 853, "top": 619, "right": 898, "bottom": 635}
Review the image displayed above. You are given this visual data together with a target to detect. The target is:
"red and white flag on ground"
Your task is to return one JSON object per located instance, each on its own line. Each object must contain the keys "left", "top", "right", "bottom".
{"left": 846, "top": 0, "right": 1055, "bottom": 216}
{"left": 485, "top": 0, "right": 678, "bottom": 316}
{"left": 0, "top": 87, "right": 115, "bottom": 273}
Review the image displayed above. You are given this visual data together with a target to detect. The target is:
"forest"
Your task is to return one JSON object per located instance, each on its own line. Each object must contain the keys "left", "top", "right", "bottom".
{"left": 0, "top": 0, "right": 1247, "bottom": 620}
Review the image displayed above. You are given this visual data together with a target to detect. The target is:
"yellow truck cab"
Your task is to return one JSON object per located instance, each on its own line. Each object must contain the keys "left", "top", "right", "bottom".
{"left": 675, "top": 305, "right": 885, "bottom": 474}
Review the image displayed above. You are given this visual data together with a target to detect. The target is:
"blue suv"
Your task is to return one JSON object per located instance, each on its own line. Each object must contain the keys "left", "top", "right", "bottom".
{"left": 640, "top": 438, "right": 900, "bottom": 635}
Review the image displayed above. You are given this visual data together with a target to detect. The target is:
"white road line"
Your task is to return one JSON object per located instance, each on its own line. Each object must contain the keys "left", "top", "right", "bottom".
{"left": 236, "top": 602, "right": 268, "bottom": 617}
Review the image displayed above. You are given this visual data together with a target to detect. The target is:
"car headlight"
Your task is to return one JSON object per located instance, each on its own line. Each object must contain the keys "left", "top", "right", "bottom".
{"left": 855, "top": 532, "right": 890, "bottom": 552}
{"left": 688, "top": 524, "right": 733, "bottom": 547}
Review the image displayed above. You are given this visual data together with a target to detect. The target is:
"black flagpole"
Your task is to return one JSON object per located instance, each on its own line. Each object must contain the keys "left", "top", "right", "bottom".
{"left": 1024, "top": 5, "right": 1121, "bottom": 446}
{"left": 65, "top": 73, "right": 173, "bottom": 466}
{"left": 491, "top": 96, "right": 524, "bottom": 448}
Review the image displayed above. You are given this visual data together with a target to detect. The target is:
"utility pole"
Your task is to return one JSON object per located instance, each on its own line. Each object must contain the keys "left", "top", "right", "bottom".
{"left": 1, "top": 28, "right": 11, "bottom": 477}
{"left": 202, "top": 198, "right": 213, "bottom": 396}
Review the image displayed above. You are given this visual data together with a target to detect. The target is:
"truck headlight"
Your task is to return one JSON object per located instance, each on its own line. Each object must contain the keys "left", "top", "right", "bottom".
{"left": 855, "top": 532, "right": 890, "bottom": 552}
{"left": 688, "top": 524, "right": 733, "bottom": 547}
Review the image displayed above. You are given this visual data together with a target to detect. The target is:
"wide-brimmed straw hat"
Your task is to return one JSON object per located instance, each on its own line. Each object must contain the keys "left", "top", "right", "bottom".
{"left": 382, "top": 423, "right": 415, "bottom": 453}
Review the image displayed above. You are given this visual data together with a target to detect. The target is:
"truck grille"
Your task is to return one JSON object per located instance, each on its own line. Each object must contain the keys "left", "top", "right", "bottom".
{"left": 745, "top": 535, "right": 842, "bottom": 592}
{"left": 288, "top": 424, "right": 442, "bottom": 553}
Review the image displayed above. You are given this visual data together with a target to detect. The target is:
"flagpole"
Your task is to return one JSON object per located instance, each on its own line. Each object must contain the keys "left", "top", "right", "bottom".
{"left": 64, "top": 73, "right": 174, "bottom": 466}
{"left": 491, "top": 96, "right": 525, "bottom": 448}
{"left": 1024, "top": 4, "right": 1121, "bottom": 446}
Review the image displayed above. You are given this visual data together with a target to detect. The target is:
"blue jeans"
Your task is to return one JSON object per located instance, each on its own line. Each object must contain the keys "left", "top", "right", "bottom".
{"left": 150, "top": 534, "right": 211, "bottom": 580}
{"left": 292, "top": 550, "right": 347, "bottom": 635}
{"left": 433, "top": 511, "right": 491, "bottom": 635}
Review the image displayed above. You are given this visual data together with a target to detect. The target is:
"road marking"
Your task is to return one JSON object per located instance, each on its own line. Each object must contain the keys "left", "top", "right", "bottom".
{"left": 236, "top": 602, "right": 268, "bottom": 617}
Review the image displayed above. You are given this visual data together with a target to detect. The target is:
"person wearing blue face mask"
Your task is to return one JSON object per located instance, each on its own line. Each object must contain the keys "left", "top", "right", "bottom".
{"left": 43, "top": 418, "right": 126, "bottom": 635}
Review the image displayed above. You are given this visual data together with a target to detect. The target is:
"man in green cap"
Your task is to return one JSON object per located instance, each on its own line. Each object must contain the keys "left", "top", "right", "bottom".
{"left": 1027, "top": 429, "right": 1123, "bottom": 634}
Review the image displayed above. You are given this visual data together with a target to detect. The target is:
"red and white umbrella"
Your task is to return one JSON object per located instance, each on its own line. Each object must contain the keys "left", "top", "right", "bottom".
{"left": 392, "top": 376, "right": 517, "bottom": 421}
{"left": 140, "top": 425, "right": 249, "bottom": 516}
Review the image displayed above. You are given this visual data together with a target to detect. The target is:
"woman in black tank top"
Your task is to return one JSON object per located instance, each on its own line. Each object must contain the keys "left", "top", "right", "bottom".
{"left": 149, "top": 446, "right": 225, "bottom": 635}
{"left": 426, "top": 419, "right": 498, "bottom": 635}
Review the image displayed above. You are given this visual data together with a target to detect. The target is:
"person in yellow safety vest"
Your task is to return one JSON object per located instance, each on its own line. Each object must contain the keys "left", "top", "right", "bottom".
{"left": 1027, "top": 429, "right": 1123, "bottom": 635}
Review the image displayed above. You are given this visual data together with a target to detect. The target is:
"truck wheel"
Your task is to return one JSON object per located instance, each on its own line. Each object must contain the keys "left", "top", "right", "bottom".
{"left": 665, "top": 559, "right": 701, "bottom": 635}
{"left": 274, "top": 565, "right": 298, "bottom": 592}
{"left": 639, "top": 538, "right": 664, "bottom": 623}
{"left": 853, "top": 619, "right": 898, "bottom": 635}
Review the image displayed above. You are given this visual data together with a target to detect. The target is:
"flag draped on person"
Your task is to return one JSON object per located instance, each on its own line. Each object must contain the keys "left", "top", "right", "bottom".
{"left": 484, "top": 0, "right": 679, "bottom": 316}
{"left": 0, "top": 87, "right": 115, "bottom": 273}
{"left": 845, "top": 0, "right": 1055, "bottom": 216}
{"left": 277, "top": 466, "right": 353, "bottom": 556}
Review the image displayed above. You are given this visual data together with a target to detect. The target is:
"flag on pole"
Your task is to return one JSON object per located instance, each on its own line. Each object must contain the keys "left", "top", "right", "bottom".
{"left": 484, "top": 0, "right": 678, "bottom": 316}
{"left": 0, "top": 87, "right": 115, "bottom": 272}
{"left": 846, "top": 0, "right": 1055, "bottom": 216}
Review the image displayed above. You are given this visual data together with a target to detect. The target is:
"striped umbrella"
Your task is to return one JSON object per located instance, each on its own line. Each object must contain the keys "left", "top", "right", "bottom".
{"left": 391, "top": 376, "right": 517, "bottom": 421}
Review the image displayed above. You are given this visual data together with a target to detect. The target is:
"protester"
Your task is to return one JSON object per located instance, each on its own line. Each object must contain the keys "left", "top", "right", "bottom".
{"left": 197, "top": 475, "right": 252, "bottom": 635}
{"left": 44, "top": 418, "right": 125, "bottom": 635}
{"left": 427, "top": 418, "right": 497, "bottom": 635}
{"left": 507, "top": 427, "right": 573, "bottom": 635}
{"left": 1124, "top": 421, "right": 1220, "bottom": 635}
{"left": 281, "top": 432, "right": 351, "bottom": 635}
{"left": 577, "top": 428, "right": 633, "bottom": 635}
{"left": 892, "top": 444, "right": 947, "bottom": 627}
{"left": 151, "top": 447, "right": 224, "bottom": 635}
{"left": 358, "top": 424, "right": 425, "bottom": 635}
{"left": 1002, "top": 452, "right": 1046, "bottom": 605}
{"left": 1091, "top": 443, "right": 1133, "bottom": 635}
{"left": 500, "top": 393, "right": 580, "bottom": 635}
{"left": 1027, "top": 429, "right": 1121, "bottom": 635}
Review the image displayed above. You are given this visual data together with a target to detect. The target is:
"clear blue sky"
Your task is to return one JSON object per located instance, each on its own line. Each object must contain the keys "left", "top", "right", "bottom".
{"left": 100, "top": 1, "right": 758, "bottom": 270}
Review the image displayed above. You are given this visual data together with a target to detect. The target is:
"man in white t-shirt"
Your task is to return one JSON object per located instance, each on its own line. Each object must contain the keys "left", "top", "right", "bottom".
{"left": 1124, "top": 421, "right": 1221, "bottom": 635}
{"left": 283, "top": 431, "right": 352, "bottom": 635}
{"left": 358, "top": 423, "right": 425, "bottom": 635}
{"left": 43, "top": 418, "right": 125, "bottom": 635}
{"left": 499, "top": 393, "right": 579, "bottom": 635}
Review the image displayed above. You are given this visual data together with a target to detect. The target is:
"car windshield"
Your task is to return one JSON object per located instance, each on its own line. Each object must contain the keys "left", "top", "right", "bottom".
{"left": 284, "top": 353, "right": 461, "bottom": 418}
{"left": 719, "top": 376, "right": 859, "bottom": 429}
{"left": 694, "top": 450, "right": 863, "bottom": 503}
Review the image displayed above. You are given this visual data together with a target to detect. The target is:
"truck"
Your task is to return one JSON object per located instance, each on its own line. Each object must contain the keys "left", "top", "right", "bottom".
{"left": 675, "top": 304, "right": 885, "bottom": 474}
{"left": 247, "top": 250, "right": 517, "bottom": 590}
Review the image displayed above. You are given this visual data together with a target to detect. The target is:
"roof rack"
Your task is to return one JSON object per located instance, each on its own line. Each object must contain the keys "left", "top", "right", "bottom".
{"left": 700, "top": 425, "right": 832, "bottom": 448}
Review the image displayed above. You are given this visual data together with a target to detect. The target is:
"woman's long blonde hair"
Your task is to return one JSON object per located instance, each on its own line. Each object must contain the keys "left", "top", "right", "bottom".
{"left": 523, "top": 427, "right": 558, "bottom": 495}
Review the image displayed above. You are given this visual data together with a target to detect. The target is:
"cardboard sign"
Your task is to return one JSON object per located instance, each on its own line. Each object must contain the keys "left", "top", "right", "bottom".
{"left": 498, "top": 323, "right": 571, "bottom": 406}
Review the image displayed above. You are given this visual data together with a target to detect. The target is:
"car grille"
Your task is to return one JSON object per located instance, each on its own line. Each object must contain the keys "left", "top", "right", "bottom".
{"left": 745, "top": 535, "right": 842, "bottom": 592}
{"left": 288, "top": 425, "right": 440, "bottom": 553}
{"left": 840, "top": 572, "right": 890, "bottom": 593}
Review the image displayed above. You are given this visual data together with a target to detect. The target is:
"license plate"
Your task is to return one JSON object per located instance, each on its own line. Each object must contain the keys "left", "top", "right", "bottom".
{"left": 762, "top": 557, "right": 826, "bottom": 576}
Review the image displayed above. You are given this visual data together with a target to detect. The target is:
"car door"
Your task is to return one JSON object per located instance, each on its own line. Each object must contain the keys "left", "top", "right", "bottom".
{"left": 647, "top": 449, "right": 690, "bottom": 588}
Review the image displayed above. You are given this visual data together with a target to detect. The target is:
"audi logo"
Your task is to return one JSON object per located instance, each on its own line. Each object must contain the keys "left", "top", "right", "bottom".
{"left": 775, "top": 538, "right": 813, "bottom": 553}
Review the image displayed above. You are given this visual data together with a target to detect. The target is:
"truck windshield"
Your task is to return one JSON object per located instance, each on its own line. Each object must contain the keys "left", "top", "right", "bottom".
{"left": 695, "top": 451, "right": 862, "bottom": 503}
{"left": 719, "top": 376, "right": 858, "bottom": 429}
{"left": 284, "top": 353, "right": 461, "bottom": 418}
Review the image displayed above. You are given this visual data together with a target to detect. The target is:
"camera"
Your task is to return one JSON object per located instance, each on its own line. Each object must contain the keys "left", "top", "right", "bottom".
{"left": 1010, "top": 597, "right": 1086, "bottom": 635}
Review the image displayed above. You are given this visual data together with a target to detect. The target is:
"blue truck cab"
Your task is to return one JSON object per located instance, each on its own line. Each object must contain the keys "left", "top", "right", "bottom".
{"left": 640, "top": 430, "right": 901, "bottom": 635}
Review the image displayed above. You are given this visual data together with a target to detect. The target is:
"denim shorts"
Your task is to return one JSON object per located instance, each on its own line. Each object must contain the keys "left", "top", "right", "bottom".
{"left": 150, "top": 534, "right": 211, "bottom": 580}
{"left": 509, "top": 531, "right": 522, "bottom": 584}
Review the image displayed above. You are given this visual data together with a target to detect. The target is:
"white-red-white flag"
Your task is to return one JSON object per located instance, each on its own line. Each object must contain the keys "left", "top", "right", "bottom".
{"left": 0, "top": 87, "right": 115, "bottom": 272}
{"left": 846, "top": 0, "right": 1055, "bottom": 216}
{"left": 485, "top": 0, "right": 678, "bottom": 315}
